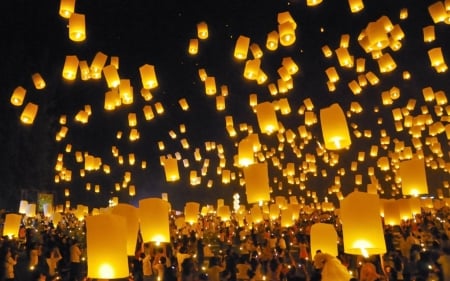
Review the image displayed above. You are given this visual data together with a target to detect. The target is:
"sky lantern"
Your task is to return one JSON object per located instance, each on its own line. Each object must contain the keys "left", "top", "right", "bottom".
{"left": 59, "top": 0, "right": 75, "bottom": 18}
{"left": 428, "top": 47, "right": 446, "bottom": 69}
{"left": 423, "top": 25, "right": 435, "bottom": 42}
{"left": 255, "top": 102, "right": 279, "bottom": 135}
{"left": 62, "top": 55, "right": 79, "bottom": 80}
{"left": 217, "top": 205, "right": 231, "bottom": 221}
{"left": 428, "top": 1, "right": 448, "bottom": 24}
{"left": 280, "top": 207, "right": 293, "bottom": 227}
{"left": 188, "top": 38, "right": 199, "bottom": 55}
{"left": 238, "top": 137, "right": 255, "bottom": 167}
{"left": 335, "top": 47, "right": 353, "bottom": 67}
{"left": 139, "top": 64, "right": 158, "bottom": 90}
{"left": 69, "top": 13, "right": 86, "bottom": 42}
{"left": 234, "top": 35, "right": 250, "bottom": 60}
{"left": 10, "top": 86, "right": 26, "bottom": 106}
{"left": 162, "top": 157, "right": 180, "bottom": 182}
{"left": 348, "top": 0, "right": 364, "bottom": 13}
{"left": 139, "top": 198, "right": 170, "bottom": 244}
{"left": 79, "top": 60, "right": 90, "bottom": 80}
{"left": 310, "top": 223, "right": 338, "bottom": 257}
{"left": 31, "top": 73, "right": 46, "bottom": 90}
{"left": 20, "top": 102, "right": 38, "bottom": 125}
{"left": 249, "top": 43, "right": 263, "bottom": 59}
{"left": 399, "top": 158, "right": 429, "bottom": 196}
{"left": 2, "top": 213, "right": 22, "bottom": 238}
{"left": 278, "top": 22, "right": 296, "bottom": 46}
{"left": 320, "top": 103, "right": 351, "bottom": 150}
{"left": 325, "top": 67, "right": 339, "bottom": 83}
{"left": 90, "top": 52, "right": 108, "bottom": 79}
{"left": 184, "top": 202, "right": 200, "bottom": 224}
{"left": 306, "top": 0, "right": 323, "bottom": 6}
{"left": 204, "top": 76, "right": 217, "bottom": 95}
{"left": 111, "top": 203, "right": 140, "bottom": 256}
{"left": 266, "top": 30, "right": 279, "bottom": 51}
{"left": 244, "top": 163, "right": 271, "bottom": 204}
{"left": 378, "top": 53, "right": 397, "bottom": 73}
{"left": 86, "top": 214, "right": 129, "bottom": 279}
{"left": 340, "top": 191, "right": 386, "bottom": 257}
{"left": 382, "top": 199, "right": 401, "bottom": 226}
{"left": 103, "top": 65, "right": 120, "bottom": 88}
{"left": 197, "top": 21, "right": 208, "bottom": 39}
{"left": 243, "top": 59, "right": 261, "bottom": 80}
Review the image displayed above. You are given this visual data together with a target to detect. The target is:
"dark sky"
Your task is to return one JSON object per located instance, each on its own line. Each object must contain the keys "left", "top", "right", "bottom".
{"left": 0, "top": 0, "right": 449, "bottom": 212}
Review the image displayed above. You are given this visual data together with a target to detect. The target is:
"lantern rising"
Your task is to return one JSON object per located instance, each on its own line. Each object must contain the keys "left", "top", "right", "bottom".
{"left": 244, "top": 162, "right": 271, "bottom": 204}
{"left": 320, "top": 103, "right": 351, "bottom": 150}
{"left": 399, "top": 158, "right": 429, "bottom": 196}
{"left": 139, "top": 198, "right": 171, "bottom": 244}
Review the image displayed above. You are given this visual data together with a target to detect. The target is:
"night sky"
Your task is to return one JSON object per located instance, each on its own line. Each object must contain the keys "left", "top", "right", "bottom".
{"left": 0, "top": 0, "right": 449, "bottom": 212}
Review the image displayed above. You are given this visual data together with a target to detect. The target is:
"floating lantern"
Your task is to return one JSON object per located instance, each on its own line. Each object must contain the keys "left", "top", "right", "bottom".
{"left": 103, "top": 65, "right": 120, "bottom": 88}
{"left": 234, "top": 35, "right": 250, "bottom": 60}
{"left": 86, "top": 214, "right": 129, "bottom": 279}
{"left": 139, "top": 198, "right": 170, "bottom": 244}
{"left": 278, "top": 22, "right": 296, "bottom": 46}
{"left": 399, "top": 158, "right": 429, "bottom": 196}
{"left": 320, "top": 103, "right": 351, "bottom": 150}
{"left": 90, "top": 52, "right": 108, "bottom": 79}
{"left": 243, "top": 59, "right": 261, "bottom": 80}
{"left": 162, "top": 157, "right": 180, "bottom": 182}
{"left": 348, "top": 0, "right": 364, "bottom": 13}
{"left": 188, "top": 38, "right": 199, "bottom": 55}
{"left": 20, "top": 102, "right": 38, "bottom": 125}
{"left": 255, "top": 102, "right": 279, "bottom": 134}
{"left": 111, "top": 204, "right": 139, "bottom": 256}
{"left": 3, "top": 213, "right": 22, "bottom": 238}
{"left": 62, "top": 55, "right": 79, "bottom": 80}
{"left": 139, "top": 64, "right": 158, "bottom": 90}
{"left": 249, "top": 43, "right": 263, "bottom": 59}
{"left": 197, "top": 21, "right": 208, "bottom": 39}
{"left": 69, "top": 13, "right": 86, "bottom": 42}
{"left": 423, "top": 25, "right": 435, "bottom": 42}
{"left": 310, "top": 223, "right": 338, "bottom": 257}
{"left": 31, "top": 73, "right": 46, "bottom": 89}
{"left": 428, "top": 1, "right": 448, "bottom": 23}
{"left": 204, "top": 76, "right": 217, "bottom": 95}
{"left": 184, "top": 202, "right": 200, "bottom": 224}
{"left": 340, "top": 191, "right": 386, "bottom": 256}
{"left": 10, "top": 86, "right": 26, "bottom": 106}
{"left": 244, "top": 163, "right": 271, "bottom": 204}
{"left": 59, "top": 0, "right": 75, "bottom": 18}
{"left": 266, "top": 30, "right": 279, "bottom": 51}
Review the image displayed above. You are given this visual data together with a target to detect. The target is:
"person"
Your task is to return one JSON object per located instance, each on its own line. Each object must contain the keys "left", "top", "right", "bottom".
{"left": 69, "top": 240, "right": 83, "bottom": 281}
{"left": 236, "top": 255, "right": 252, "bottom": 280}
{"left": 436, "top": 247, "right": 450, "bottom": 280}
{"left": 176, "top": 246, "right": 191, "bottom": 281}
{"left": 154, "top": 255, "right": 168, "bottom": 281}
{"left": 4, "top": 247, "right": 18, "bottom": 281}
{"left": 142, "top": 252, "right": 153, "bottom": 281}
{"left": 207, "top": 256, "right": 226, "bottom": 281}
{"left": 359, "top": 259, "right": 381, "bottom": 281}
{"left": 313, "top": 252, "right": 350, "bottom": 281}
{"left": 46, "top": 246, "right": 63, "bottom": 280}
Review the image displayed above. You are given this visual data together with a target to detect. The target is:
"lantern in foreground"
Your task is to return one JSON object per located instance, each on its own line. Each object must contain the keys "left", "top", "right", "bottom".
{"left": 86, "top": 214, "right": 129, "bottom": 279}
{"left": 244, "top": 163, "right": 271, "bottom": 204}
{"left": 3, "top": 213, "right": 22, "bottom": 238}
{"left": 320, "top": 103, "right": 351, "bottom": 150}
{"left": 111, "top": 204, "right": 139, "bottom": 256}
{"left": 340, "top": 191, "right": 386, "bottom": 257}
{"left": 255, "top": 102, "right": 279, "bottom": 134}
{"left": 310, "top": 223, "right": 338, "bottom": 257}
{"left": 184, "top": 202, "right": 200, "bottom": 225}
{"left": 139, "top": 198, "right": 170, "bottom": 244}
{"left": 399, "top": 158, "right": 428, "bottom": 196}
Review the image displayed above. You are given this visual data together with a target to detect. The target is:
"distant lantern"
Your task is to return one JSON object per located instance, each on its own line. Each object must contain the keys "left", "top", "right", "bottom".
{"left": 10, "top": 86, "right": 26, "bottom": 106}
{"left": 399, "top": 158, "right": 429, "bottom": 196}
{"left": 143, "top": 105, "right": 154, "bottom": 121}
{"left": 322, "top": 45, "right": 333, "bottom": 58}
{"left": 244, "top": 163, "right": 271, "bottom": 204}
{"left": 188, "top": 38, "right": 199, "bottom": 55}
{"left": 282, "top": 57, "right": 299, "bottom": 75}
{"left": 335, "top": 47, "right": 353, "bottom": 67}
{"left": 325, "top": 67, "right": 339, "bottom": 83}
{"left": 428, "top": 1, "right": 448, "bottom": 23}
{"left": 79, "top": 60, "right": 90, "bottom": 80}
{"left": 2, "top": 213, "right": 22, "bottom": 238}
{"left": 320, "top": 103, "right": 351, "bottom": 150}
{"left": 139, "top": 198, "right": 170, "bottom": 244}
{"left": 31, "top": 73, "right": 46, "bottom": 90}
{"left": 111, "top": 204, "right": 139, "bottom": 256}
{"left": 184, "top": 202, "right": 200, "bottom": 224}
{"left": 255, "top": 102, "right": 279, "bottom": 135}
{"left": 69, "top": 13, "right": 86, "bottom": 42}
{"left": 278, "top": 22, "right": 296, "bottom": 46}
{"left": 204, "top": 76, "right": 217, "bottom": 95}
{"left": 217, "top": 205, "right": 231, "bottom": 221}
{"left": 249, "top": 43, "right": 263, "bottom": 59}
{"left": 428, "top": 47, "right": 446, "bottom": 68}
{"left": 307, "top": 0, "right": 323, "bottom": 6}
{"left": 348, "top": 0, "right": 364, "bottom": 13}
{"left": 216, "top": 95, "right": 225, "bottom": 111}
{"left": 62, "top": 55, "right": 79, "bottom": 80}
{"left": 243, "top": 59, "right": 261, "bottom": 80}
{"left": 280, "top": 208, "right": 293, "bottom": 227}
{"left": 378, "top": 53, "right": 397, "bottom": 73}
{"left": 197, "top": 21, "right": 209, "bottom": 39}
{"left": 90, "top": 52, "right": 108, "bottom": 79}
{"left": 234, "top": 35, "right": 250, "bottom": 60}
{"left": 310, "top": 223, "right": 338, "bottom": 257}
{"left": 266, "top": 30, "right": 279, "bottom": 51}
{"left": 162, "top": 157, "right": 180, "bottom": 182}
{"left": 139, "top": 64, "right": 158, "bottom": 90}
{"left": 18, "top": 200, "right": 28, "bottom": 214}
{"left": 20, "top": 102, "right": 38, "bottom": 125}
{"left": 423, "top": 25, "right": 435, "bottom": 42}
{"left": 59, "top": 0, "right": 75, "bottom": 18}
{"left": 340, "top": 191, "right": 386, "bottom": 257}
{"left": 86, "top": 214, "right": 129, "bottom": 279}
{"left": 103, "top": 65, "right": 120, "bottom": 88}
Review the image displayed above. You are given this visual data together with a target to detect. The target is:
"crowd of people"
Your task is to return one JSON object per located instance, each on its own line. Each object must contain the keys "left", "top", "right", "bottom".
{"left": 1, "top": 205, "right": 450, "bottom": 281}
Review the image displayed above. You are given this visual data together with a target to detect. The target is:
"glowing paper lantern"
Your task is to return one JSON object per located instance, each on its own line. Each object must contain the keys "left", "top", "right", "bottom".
{"left": 243, "top": 59, "right": 261, "bottom": 80}
{"left": 10, "top": 86, "right": 26, "bottom": 106}
{"left": 399, "top": 158, "right": 429, "bottom": 196}
{"left": 31, "top": 73, "right": 46, "bottom": 90}
{"left": 320, "top": 103, "right": 351, "bottom": 150}
{"left": 266, "top": 30, "right": 279, "bottom": 51}
{"left": 197, "top": 21, "right": 208, "bottom": 39}
{"left": 3, "top": 213, "right": 22, "bottom": 238}
{"left": 184, "top": 202, "right": 200, "bottom": 224}
{"left": 217, "top": 205, "right": 231, "bottom": 221}
{"left": 59, "top": 0, "right": 75, "bottom": 18}
{"left": 162, "top": 157, "right": 180, "bottom": 182}
{"left": 188, "top": 38, "right": 199, "bottom": 55}
{"left": 428, "top": 47, "right": 446, "bottom": 68}
{"left": 139, "top": 198, "right": 170, "bottom": 244}
{"left": 340, "top": 191, "right": 386, "bottom": 257}
{"left": 310, "top": 223, "right": 338, "bottom": 257}
{"left": 428, "top": 1, "right": 448, "bottom": 23}
{"left": 62, "top": 55, "right": 79, "bottom": 80}
{"left": 69, "top": 13, "right": 86, "bottom": 42}
{"left": 238, "top": 137, "right": 255, "bottom": 167}
{"left": 234, "top": 35, "right": 250, "bottom": 60}
{"left": 86, "top": 214, "right": 129, "bottom": 279}
{"left": 111, "top": 203, "right": 140, "bottom": 256}
{"left": 204, "top": 76, "right": 217, "bottom": 95}
{"left": 90, "top": 52, "right": 108, "bottom": 79}
{"left": 103, "top": 65, "right": 120, "bottom": 88}
{"left": 18, "top": 200, "right": 28, "bottom": 214}
{"left": 348, "top": 0, "right": 364, "bottom": 13}
{"left": 20, "top": 102, "right": 38, "bottom": 125}
{"left": 382, "top": 199, "right": 401, "bottom": 226}
{"left": 139, "top": 64, "right": 158, "bottom": 90}
{"left": 255, "top": 102, "right": 279, "bottom": 135}
{"left": 244, "top": 163, "right": 271, "bottom": 204}
{"left": 278, "top": 22, "right": 296, "bottom": 46}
